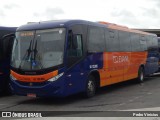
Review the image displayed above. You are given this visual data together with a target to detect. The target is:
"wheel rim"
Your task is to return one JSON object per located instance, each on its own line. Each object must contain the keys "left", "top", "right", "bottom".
{"left": 88, "top": 80, "right": 95, "bottom": 93}
{"left": 140, "top": 70, "right": 144, "bottom": 81}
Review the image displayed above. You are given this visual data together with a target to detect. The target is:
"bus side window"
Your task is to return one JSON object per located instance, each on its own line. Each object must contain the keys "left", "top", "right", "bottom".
{"left": 88, "top": 27, "right": 105, "bottom": 52}
{"left": 106, "top": 29, "right": 119, "bottom": 52}
{"left": 139, "top": 36, "right": 146, "bottom": 51}
{"left": 67, "top": 33, "right": 83, "bottom": 57}
{"left": 67, "top": 31, "right": 83, "bottom": 67}
{"left": 3, "top": 36, "right": 14, "bottom": 58}
{"left": 131, "top": 33, "right": 141, "bottom": 51}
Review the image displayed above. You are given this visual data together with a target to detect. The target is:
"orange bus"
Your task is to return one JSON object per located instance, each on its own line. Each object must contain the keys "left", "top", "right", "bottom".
{"left": 10, "top": 20, "right": 158, "bottom": 97}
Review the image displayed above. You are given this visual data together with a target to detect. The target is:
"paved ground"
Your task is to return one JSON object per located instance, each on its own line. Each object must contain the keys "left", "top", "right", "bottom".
{"left": 0, "top": 73, "right": 160, "bottom": 119}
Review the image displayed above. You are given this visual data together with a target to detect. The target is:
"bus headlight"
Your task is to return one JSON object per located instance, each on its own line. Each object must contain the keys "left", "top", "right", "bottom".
{"left": 10, "top": 74, "right": 17, "bottom": 81}
{"left": 48, "top": 72, "right": 64, "bottom": 82}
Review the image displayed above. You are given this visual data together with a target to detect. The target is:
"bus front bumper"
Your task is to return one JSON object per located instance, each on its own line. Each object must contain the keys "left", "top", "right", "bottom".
{"left": 10, "top": 78, "right": 66, "bottom": 97}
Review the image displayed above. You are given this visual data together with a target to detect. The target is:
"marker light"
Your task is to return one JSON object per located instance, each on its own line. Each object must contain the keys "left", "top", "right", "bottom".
{"left": 48, "top": 72, "right": 64, "bottom": 82}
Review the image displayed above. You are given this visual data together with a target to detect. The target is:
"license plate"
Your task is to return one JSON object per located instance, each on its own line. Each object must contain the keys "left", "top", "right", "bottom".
{"left": 27, "top": 93, "right": 36, "bottom": 98}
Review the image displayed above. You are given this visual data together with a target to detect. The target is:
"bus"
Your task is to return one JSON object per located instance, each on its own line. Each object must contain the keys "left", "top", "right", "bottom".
{"left": 0, "top": 26, "right": 16, "bottom": 93}
{"left": 10, "top": 20, "right": 158, "bottom": 98}
{"left": 157, "top": 37, "right": 160, "bottom": 71}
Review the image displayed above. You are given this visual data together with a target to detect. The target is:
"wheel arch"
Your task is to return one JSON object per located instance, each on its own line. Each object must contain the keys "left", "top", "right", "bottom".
{"left": 140, "top": 64, "right": 145, "bottom": 75}
{"left": 88, "top": 70, "right": 100, "bottom": 88}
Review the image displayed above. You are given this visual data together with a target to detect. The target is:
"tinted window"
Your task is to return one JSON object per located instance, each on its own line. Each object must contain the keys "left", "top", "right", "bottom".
{"left": 152, "top": 36, "right": 158, "bottom": 47}
{"left": 158, "top": 38, "right": 160, "bottom": 47}
{"left": 130, "top": 33, "right": 141, "bottom": 51}
{"left": 140, "top": 36, "right": 147, "bottom": 51}
{"left": 0, "top": 34, "right": 13, "bottom": 60}
{"left": 0, "top": 30, "right": 15, "bottom": 60}
{"left": 88, "top": 27, "right": 105, "bottom": 52}
{"left": 119, "top": 31, "right": 131, "bottom": 51}
{"left": 69, "top": 24, "right": 87, "bottom": 55}
{"left": 146, "top": 36, "right": 158, "bottom": 49}
{"left": 67, "top": 34, "right": 83, "bottom": 57}
{"left": 105, "top": 29, "right": 119, "bottom": 51}
{"left": 146, "top": 36, "right": 152, "bottom": 49}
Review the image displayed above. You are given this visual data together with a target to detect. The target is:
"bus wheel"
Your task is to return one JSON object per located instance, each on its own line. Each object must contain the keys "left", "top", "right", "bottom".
{"left": 136, "top": 67, "right": 144, "bottom": 83}
{"left": 4, "top": 81, "right": 12, "bottom": 95}
{"left": 84, "top": 75, "right": 96, "bottom": 98}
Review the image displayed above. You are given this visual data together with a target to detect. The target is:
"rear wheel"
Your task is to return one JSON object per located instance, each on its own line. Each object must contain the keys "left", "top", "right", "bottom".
{"left": 83, "top": 75, "right": 96, "bottom": 98}
{"left": 136, "top": 67, "right": 144, "bottom": 83}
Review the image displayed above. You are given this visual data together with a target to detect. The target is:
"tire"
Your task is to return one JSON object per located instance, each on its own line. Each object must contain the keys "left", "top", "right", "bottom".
{"left": 83, "top": 75, "right": 96, "bottom": 98}
{"left": 4, "top": 84, "right": 12, "bottom": 95}
{"left": 3, "top": 78, "right": 12, "bottom": 95}
{"left": 136, "top": 67, "right": 144, "bottom": 83}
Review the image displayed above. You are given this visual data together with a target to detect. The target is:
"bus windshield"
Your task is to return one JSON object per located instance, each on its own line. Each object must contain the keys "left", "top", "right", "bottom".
{"left": 11, "top": 28, "right": 66, "bottom": 70}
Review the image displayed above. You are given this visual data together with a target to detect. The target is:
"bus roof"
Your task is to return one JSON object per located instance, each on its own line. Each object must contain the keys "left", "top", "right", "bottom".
{"left": 17, "top": 20, "right": 107, "bottom": 31}
{"left": 0, "top": 26, "right": 17, "bottom": 31}
{"left": 17, "top": 20, "right": 156, "bottom": 36}
{"left": 98, "top": 21, "right": 156, "bottom": 36}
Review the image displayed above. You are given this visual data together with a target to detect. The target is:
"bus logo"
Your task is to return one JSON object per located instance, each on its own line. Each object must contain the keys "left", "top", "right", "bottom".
{"left": 113, "top": 56, "right": 129, "bottom": 63}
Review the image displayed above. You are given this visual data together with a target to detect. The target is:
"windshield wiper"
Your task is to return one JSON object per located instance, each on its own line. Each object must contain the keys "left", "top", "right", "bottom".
{"left": 33, "top": 38, "right": 38, "bottom": 61}
{"left": 32, "top": 37, "right": 44, "bottom": 69}
{"left": 19, "top": 39, "right": 33, "bottom": 69}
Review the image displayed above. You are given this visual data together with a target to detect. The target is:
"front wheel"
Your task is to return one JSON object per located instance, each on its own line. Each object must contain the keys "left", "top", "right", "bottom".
{"left": 3, "top": 80, "right": 12, "bottom": 95}
{"left": 83, "top": 75, "right": 96, "bottom": 98}
{"left": 136, "top": 67, "right": 144, "bottom": 83}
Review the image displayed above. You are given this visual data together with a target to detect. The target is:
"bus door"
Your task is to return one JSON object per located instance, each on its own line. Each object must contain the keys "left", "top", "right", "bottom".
{"left": 65, "top": 25, "right": 87, "bottom": 95}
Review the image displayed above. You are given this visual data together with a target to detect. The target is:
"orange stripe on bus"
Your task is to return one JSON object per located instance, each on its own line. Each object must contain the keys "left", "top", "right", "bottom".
{"left": 99, "top": 52, "right": 148, "bottom": 87}
{"left": 11, "top": 70, "right": 58, "bottom": 82}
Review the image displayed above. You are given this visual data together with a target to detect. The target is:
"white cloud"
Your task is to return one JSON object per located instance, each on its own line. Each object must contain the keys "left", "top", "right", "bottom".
{"left": 0, "top": 9, "right": 5, "bottom": 17}
{"left": 33, "top": 8, "right": 64, "bottom": 21}
{"left": 0, "top": 0, "right": 160, "bottom": 28}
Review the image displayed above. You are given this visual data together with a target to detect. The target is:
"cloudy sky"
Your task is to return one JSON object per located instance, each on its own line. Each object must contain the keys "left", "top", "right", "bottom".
{"left": 0, "top": 0, "right": 160, "bottom": 28}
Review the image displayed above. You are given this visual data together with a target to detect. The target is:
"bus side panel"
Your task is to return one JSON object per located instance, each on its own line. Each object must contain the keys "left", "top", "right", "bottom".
{"left": 0, "top": 28, "right": 16, "bottom": 92}
{"left": 144, "top": 50, "right": 159, "bottom": 75}
{"left": 0, "top": 60, "right": 5, "bottom": 91}
{"left": 124, "top": 51, "right": 147, "bottom": 80}
{"left": 99, "top": 51, "right": 147, "bottom": 87}
{"left": 99, "top": 52, "right": 124, "bottom": 86}
{"left": 65, "top": 53, "right": 103, "bottom": 96}
{"left": 0, "top": 60, "right": 10, "bottom": 91}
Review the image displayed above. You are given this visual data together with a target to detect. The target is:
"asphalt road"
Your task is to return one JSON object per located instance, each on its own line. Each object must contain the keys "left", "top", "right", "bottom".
{"left": 0, "top": 73, "right": 160, "bottom": 118}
